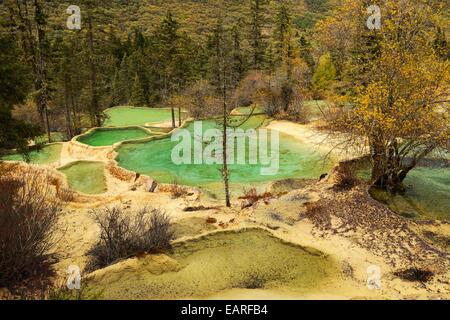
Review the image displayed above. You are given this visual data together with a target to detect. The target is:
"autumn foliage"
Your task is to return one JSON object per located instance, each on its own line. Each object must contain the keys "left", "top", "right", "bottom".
{"left": 315, "top": 0, "right": 449, "bottom": 191}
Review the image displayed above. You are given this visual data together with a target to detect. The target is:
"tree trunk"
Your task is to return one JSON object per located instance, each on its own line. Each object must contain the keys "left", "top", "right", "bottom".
{"left": 64, "top": 73, "right": 73, "bottom": 139}
{"left": 87, "top": 13, "right": 100, "bottom": 127}
{"left": 371, "top": 140, "right": 435, "bottom": 193}
{"left": 222, "top": 103, "right": 231, "bottom": 208}
{"left": 171, "top": 105, "right": 176, "bottom": 128}
{"left": 165, "top": 74, "right": 176, "bottom": 129}
{"left": 221, "top": 58, "right": 231, "bottom": 208}
{"left": 34, "top": 0, "right": 51, "bottom": 142}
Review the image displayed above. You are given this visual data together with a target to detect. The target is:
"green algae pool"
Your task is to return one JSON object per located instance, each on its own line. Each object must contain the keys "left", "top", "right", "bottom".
{"left": 88, "top": 229, "right": 338, "bottom": 299}
{"left": 1, "top": 143, "right": 63, "bottom": 165}
{"left": 58, "top": 161, "right": 107, "bottom": 194}
{"left": 115, "top": 116, "right": 333, "bottom": 196}
{"left": 369, "top": 167, "right": 450, "bottom": 221}
{"left": 103, "top": 107, "right": 183, "bottom": 127}
{"left": 356, "top": 163, "right": 450, "bottom": 221}
{"left": 77, "top": 127, "right": 152, "bottom": 147}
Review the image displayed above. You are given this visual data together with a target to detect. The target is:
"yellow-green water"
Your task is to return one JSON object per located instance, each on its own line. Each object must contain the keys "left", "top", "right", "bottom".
{"left": 103, "top": 107, "right": 183, "bottom": 127}
{"left": 58, "top": 161, "right": 107, "bottom": 194}
{"left": 77, "top": 127, "right": 152, "bottom": 147}
{"left": 1, "top": 143, "right": 62, "bottom": 165}
{"left": 88, "top": 229, "right": 338, "bottom": 300}
{"left": 357, "top": 164, "right": 450, "bottom": 221}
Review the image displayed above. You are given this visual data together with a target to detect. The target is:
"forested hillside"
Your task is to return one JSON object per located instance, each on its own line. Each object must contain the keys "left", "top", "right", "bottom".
{"left": 0, "top": 0, "right": 334, "bottom": 145}
{"left": 0, "top": 0, "right": 449, "bottom": 300}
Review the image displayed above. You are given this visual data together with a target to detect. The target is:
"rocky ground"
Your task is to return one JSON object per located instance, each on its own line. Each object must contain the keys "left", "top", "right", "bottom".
{"left": 1, "top": 120, "right": 449, "bottom": 300}
{"left": 40, "top": 167, "right": 448, "bottom": 300}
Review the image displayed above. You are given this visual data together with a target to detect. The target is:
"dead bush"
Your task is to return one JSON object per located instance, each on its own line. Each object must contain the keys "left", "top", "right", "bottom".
{"left": 170, "top": 179, "right": 189, "bottom": 199}
{"left": 56, "top": 187, "right": 75, "bottom": 202}
{"left": 0, "top": 169, "right": 61, "bottom": 290}
{"left": 87, "top": 206, "right": 173, "bottom": 271}
{"left": 394, "top": 268, "right": 434, "bottom": 282}
{"left": 239, "top": 188, "right": 272, "bottom": 208}
{"left": 332, "top": 163, "right": 360, "bottom": 192}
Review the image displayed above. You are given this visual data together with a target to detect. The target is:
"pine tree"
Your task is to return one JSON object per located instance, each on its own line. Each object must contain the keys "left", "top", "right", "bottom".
{"left": 0, "top": 34, "right": 41, "bottom": 155}
{"left": 117, "top": 54, "right": 132, "bottom": 104}
{"left": 110, "top": 69, "right": 120, "bottom": 107}
{"left": 271, "top": 3, "right": 298, "bottom": 111}
{"left": 6, "top": 0, "right": 52, "bottom": 142}
{"left": 207, "top": 19, "right": 233, "bottom": 207}
{"left": 311, "top": 53, "right": 336, "bottom": 98}
{"left": 131, "top": 74, "right": 146, "bottom": 107}
{"left": 249, "top": 0, "right": 266, "bottom": 69}
{"left": 272, "top": 3, "right": 292, "bottom": 66}
{"left": 129, "top": 50, "right": 150, "bottom": 106}
{"left": 231, "top": 25, "right": 245, "bottom": 88}
{"left": 298, "top": 35, "right": 315, "bottom": 72}
{"left": 87, "top": 11, "right": 101, "bottom": 126}
{"left": 153, "top": 11, "right": 196, "bottom": 125}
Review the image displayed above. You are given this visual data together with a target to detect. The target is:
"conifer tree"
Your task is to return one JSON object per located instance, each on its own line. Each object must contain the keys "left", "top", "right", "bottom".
{"left": 117, "top": 54, "right": 132, "bottom": 104}
{"left": 131, "top": 74, "right": 146, "bottom": 107}
{"left": 249, "top": 0, "right": 266, "bottom": 69}
{"left": 231, "top": 25, "right": 245, "bottom": 88}
{"left": 311, "top": 53, "right": 336, "bottom": 98}
{"left": 0, "top": 34, "right": 40, "bottom": 155}
{"left": 156, "top": 11, "right": 180, "bottom": 127}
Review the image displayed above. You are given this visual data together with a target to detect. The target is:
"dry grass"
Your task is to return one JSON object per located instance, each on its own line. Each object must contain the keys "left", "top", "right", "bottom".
{"left": 168, "top": 179, "right": 189, "bottom": 199}
{"left": 239, "top": 188, "right": 273, "bottom": 208}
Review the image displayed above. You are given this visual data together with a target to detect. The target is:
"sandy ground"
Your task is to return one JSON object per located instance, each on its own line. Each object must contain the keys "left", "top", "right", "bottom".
{"left": 2, "top": 119, "right": 449, "bottom": 300}
{"left": 48, "top": 176, "right": 449, "bottom": 300}
{"left": 267, "top": 120, "right": 367, "bottom": 161}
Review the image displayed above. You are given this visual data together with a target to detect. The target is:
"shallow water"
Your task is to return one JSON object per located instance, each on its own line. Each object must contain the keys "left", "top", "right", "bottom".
{"left": 369, "top": 168, "right": 450, "bottom": 221}
{"left": 103, "top": 107, "right": 183, "bottom": 127}
{"left": 1, "top": 143, "right": 62, "bottom": 165}
{"left": 116, "top": 116, "right": 333, "bottom": 196}
{"left": 77, "top": 128, "right": 152, "bottom": 147}
{"left": 58, "top": 161, "right": 107, "bottom": 194}
{"left": 89, "top": 229, "right": 338, "bottom": 299}
{"left": 357, "top": 163, "right": 450, "bottom": 220}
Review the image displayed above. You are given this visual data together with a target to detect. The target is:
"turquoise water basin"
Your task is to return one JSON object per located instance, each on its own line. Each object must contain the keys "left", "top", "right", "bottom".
{"left": 115, "top": 116, "right": 333, "bottom": 196}
{"left": 1, "top": 143, "right": 63, "bottom": 165}
{"left": 77, "top": 127, "right": 152, "bottom": 147}
{"left": 58, "top": 161, "right": 107, "bottom": 194}
{"left": 103, "top": 107, "right": 184, "bottom": 127}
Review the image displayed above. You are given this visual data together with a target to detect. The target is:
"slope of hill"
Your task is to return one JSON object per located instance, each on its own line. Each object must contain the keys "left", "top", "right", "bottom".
{"left": 43, "top": 0, "right": 335, "bottom": 40}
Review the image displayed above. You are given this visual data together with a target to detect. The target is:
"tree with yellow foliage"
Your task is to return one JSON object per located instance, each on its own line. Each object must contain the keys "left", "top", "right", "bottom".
{"left": 316, "top": 0, "right": 449, "bottom": 191}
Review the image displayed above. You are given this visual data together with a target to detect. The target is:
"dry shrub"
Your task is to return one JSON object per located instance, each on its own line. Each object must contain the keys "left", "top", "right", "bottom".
{"left": 332, "top": 162, "right": 360, "bottom": 192}
{"left": 183, "top": 80, "right": 220, "bottom": 119}
{"left": 56, "top": 187, "right": 75, "bottom": 202}
{"left": 239, "top": 188, "right": 272, "bottom": 208}
{"left": 87, "top": 206, "right": 173, "bottom": 271}
{"left": 231, "top": 71, "right": 267, "bottom": 108}
{"left": 394, "top": 268, "right": 434, "bottom": 282}
{"left": 107, "top": 163, "right": 135, "bottom": 182}
{"left": 169, "top": 179, "right": 189, "bottom": 199}
{"left": 0, "top": 169, "right": 61, "bottom": 290}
